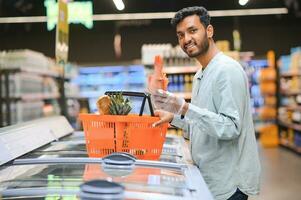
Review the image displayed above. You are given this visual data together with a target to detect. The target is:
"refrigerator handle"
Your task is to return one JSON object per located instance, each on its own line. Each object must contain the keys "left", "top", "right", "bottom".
{"left": 102, "top": 152, "right": 136, "bottom": 167}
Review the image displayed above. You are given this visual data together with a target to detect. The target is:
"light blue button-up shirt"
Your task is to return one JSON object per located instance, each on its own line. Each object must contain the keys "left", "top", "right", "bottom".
{"left": 172, "top": 52, "right": 261, "bottom": 200}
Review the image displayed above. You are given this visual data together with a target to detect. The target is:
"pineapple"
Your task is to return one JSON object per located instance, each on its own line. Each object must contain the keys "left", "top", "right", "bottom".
{"left": 109, "top": 93, "right": 132, "bottom": 115}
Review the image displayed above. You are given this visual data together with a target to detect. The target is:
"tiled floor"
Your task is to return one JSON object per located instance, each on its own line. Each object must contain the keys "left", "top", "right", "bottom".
{"left": 249, "top": 145, "right": 301, "bottom": 200}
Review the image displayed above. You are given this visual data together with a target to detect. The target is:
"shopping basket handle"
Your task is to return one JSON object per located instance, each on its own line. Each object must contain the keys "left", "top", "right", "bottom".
{"left": 104, "top": 91, "right": 154, "bottom": 116}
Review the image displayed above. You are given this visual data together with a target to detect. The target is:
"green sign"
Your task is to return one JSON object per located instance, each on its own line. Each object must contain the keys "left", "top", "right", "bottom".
{"left": 56, "top": 0, "right": 69, "bottom": 63}
{"left": 44, "top": 0, "right": 93, "bottom": 31}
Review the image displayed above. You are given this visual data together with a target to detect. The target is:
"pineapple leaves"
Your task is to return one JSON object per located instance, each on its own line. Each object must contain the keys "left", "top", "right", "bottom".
{"left": 109, "top": 92, "right": 132, "bottom": 115}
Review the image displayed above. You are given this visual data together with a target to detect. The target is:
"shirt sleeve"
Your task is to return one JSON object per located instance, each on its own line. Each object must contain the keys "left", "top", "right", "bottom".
{"left": 171, "top": 114, "right": 189, "bottom": 133}
{"left": 185, "top": 65, "right": 246, "bottom": 140}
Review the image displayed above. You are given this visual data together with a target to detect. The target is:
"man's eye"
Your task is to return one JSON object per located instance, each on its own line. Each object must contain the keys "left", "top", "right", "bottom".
{"left": 177, "top": 34, "right": 184, "bottom": 39}
{"left": 190, "top": 29, "right": 197, "bottom": 33}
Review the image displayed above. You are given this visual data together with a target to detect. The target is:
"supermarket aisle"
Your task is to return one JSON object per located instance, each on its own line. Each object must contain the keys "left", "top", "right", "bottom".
{"left": 250, "top": 145, "right": 301, "bottom": 200}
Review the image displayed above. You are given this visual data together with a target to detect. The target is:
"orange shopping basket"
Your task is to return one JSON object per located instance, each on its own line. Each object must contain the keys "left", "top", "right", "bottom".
{"left": 80, "top": 91, "right": 168, "bottom": 160}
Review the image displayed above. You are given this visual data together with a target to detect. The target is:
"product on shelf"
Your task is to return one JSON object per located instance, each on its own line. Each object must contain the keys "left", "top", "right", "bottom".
{"left": 245, "top": 51, "right": 278, "bottom": 147}
{"left": 141, "top": 43, "right": 172, "bottom": 65}
{"left": 0, "top": 49, "right": 79, "bottom": 127}
{"left": 141, "top": 43, "right": 196, "bottom": 66}
{"left": 278, "top": 46, "right": 301, "bottom": 153}
{"left": 259, "top": 124, "right": 279, "bottom": 147}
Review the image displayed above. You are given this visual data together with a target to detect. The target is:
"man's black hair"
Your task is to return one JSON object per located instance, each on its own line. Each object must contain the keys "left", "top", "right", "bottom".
{"left": 170, "top": 6, "right": 211, "bottom": 28}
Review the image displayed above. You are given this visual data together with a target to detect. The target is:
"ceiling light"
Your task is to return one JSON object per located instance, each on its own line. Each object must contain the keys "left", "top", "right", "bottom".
{"left": 112, "top": 0, "right": 125, "bottom": 11}
{"left": 0, "top": 8, "right": 288, "bottom": 24}
{"left": 239, "top": 0, "right": 249, "bottom": 6}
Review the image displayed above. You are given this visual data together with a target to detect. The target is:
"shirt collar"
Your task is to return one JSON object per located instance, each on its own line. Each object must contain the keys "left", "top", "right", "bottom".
{"left": 196, "top": 52, "right": 223, "bottom": 79}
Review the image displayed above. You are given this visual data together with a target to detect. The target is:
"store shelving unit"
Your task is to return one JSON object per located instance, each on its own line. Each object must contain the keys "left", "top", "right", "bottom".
{"left": 242, "top": 51, "right": 278, "bottom": 147}
{"left": 277, "top": 47, "right": 301, "bottom": 154}
{"left": 0, "top": 69, "right": 59, "bottom": 127}
{"left": 0, "top": 50, "right": 79, "bottom": 128}
{"left": 163, "top": 66, "right": 197, "bottom": 101}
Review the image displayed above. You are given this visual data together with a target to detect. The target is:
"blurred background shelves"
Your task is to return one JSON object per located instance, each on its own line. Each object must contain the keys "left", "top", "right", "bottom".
{"left": 73, "top": 65, "right": 146, "bottom": 113}
{"left": 0, "top": 49, "right": 80, "bottom": 128}
{"left": 277, "top": 47, "right": 301, "bottom": 154}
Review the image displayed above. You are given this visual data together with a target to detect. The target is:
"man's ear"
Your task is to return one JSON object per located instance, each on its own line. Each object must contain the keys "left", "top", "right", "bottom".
{"left": 207, "top": 25, "right": 214, "bottom": 38}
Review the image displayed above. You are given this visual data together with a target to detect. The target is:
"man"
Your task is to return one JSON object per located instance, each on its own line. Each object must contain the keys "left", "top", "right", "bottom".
{"left": 152, "top": 6, "right": 261, "bottom": 200}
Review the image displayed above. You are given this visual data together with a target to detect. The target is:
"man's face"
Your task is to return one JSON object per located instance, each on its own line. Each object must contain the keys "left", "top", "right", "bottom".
{"left": 176, "top": 15, "right": 209, "bottom": 58}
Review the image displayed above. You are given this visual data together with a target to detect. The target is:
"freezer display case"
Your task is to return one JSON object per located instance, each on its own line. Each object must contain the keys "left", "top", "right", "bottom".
{"left": 0, "top": 116, "right": 213, "bottom": 199}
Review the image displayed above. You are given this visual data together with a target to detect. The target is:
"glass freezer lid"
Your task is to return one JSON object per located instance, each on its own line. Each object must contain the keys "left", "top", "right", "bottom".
{"left": 19, "top": 136, "right": 181, "bottom": 163}
{"left": 0, "top": 162, "right": 189, "bottom": 197}
{"left": 24, "top": 150, "right": 179, "bottom": 163}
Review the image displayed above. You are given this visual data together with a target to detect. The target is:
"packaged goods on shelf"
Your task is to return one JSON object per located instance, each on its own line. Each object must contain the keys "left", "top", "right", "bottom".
{"left": 2, "top": 101, "right": 44, "bottom": 125}
{"left": 278, "top": 46, "right": 301, "bottom": 153}
{"left": 0, "top": 49, "right": 79, "bottom": 127}
{"left": 259, "top": 124, "right": 279, "bottom": 147}
{"left": 43, "top": 101, "right": 61, "bottom": 117}
{"left": 258, "top": 107, "right": 277, "bottom": 120}
{"left": 259, "top": 68, "right": 276, "bottom": 81}
{"left": 264, "top": 96, "right": 277, "bottom": 106}
{"left": 65, "top": 82, "right": 80, "bottom": 98}
{"left": 279, "top": 47, "right": 301, "bottom": 74}
{"left": 260, "top": 82, "right": 276, "bottom": 95}
{"left": 142, "top": 43, "right": 172, "bottom": 65}
{"left": 141, "top": 43, "right": 196, "bottom": 66}
{"left": 167, "top": 128, "right": 184, "bottom": 137}
{"left": 0, "top": 72, "right": 61, "bottom": 100}
{"left": 43, "top": 77, "right": 59, "bottom": 97}
{"left": 246, "top": 52, "right": 278, "bottom": 145}
{"left": 278, "top": 55, "right": 291, "bottom": 73}
{"left": 167, "top": 73, "right": 194, "bottom": 93}
{"left": 216, "top": 40, "right": 230, "bottom": 52}
{"left": 279, "top": 128, "right": 301, "bottom": 154}
{"left": 224, "top": 51, "right": 240, "bottom": 61}
{"left": 64, "top": 63, "right": 79, "bottom": 79}
{"left": 295, "top": 133, "right": 301, "bottom": 148}
{"left": 0, "top": 49, "right": 48, "bottom": 69}
{"left": 278, "top": 107, "right": 292, "bottom": 122}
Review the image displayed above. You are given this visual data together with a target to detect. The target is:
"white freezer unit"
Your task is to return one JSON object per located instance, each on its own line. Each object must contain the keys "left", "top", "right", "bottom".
{"left": 0, "top": 116, "right": 213, "bottom": 199}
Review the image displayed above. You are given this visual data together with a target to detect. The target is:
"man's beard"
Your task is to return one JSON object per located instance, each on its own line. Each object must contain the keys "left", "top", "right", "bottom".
{"left": 185, "top": 36, "right": 210, "bottom": 58}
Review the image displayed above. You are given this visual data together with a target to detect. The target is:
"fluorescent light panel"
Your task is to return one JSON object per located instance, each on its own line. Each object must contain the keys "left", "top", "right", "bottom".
{"left": 112, "top": 0, "right": 125, "bottom": 11}
{"left": 0, "top": 8, "right": 288, "bottom": 24}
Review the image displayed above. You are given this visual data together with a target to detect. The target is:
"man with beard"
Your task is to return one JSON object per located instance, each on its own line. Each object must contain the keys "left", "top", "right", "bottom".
{"left": 152, "top": 6, "right": 261, "bottom": 200}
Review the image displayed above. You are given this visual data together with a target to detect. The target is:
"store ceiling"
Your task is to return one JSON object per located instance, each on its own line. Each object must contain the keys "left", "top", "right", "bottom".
{"left": 0, "top": 0, "right": 293, "bottom": 17}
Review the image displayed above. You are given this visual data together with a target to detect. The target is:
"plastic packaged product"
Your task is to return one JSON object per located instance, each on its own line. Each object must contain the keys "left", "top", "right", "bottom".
{"left": 147, "top": 55, "right": 169, "bottom": 94}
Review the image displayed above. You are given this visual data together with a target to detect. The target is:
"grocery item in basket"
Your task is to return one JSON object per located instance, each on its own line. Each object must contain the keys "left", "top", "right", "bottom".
{"left": 109, "top": 92, "right": 132, "bottom": 115}
{"left": 96, "top": 95, "right": 111, "bottom": 115}
{"left": 147, "top": 55, "right": 169, "bottom": 94}
{"left": 96, "top": 93, "right": 132, "bottom": 115}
